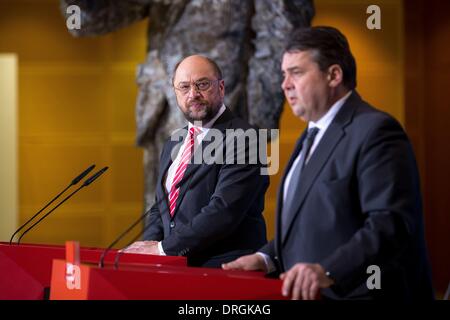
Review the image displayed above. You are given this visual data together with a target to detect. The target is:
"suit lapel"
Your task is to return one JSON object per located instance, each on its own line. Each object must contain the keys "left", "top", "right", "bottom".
{"left": 280, "top": 92, "right": 359, "bottom": 244}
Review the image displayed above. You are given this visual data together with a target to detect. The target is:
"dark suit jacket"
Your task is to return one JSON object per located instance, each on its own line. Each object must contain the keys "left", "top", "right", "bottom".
{"left": 145, "top": 108, "right": 268, "bottom": 267}
{"left": 260, "top": 91, "right": 434, "bottom": 300}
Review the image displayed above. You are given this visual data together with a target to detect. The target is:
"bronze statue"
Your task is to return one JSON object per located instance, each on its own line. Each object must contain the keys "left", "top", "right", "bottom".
{"left": 60, "top": 0, "right": 315, "bottom": 237}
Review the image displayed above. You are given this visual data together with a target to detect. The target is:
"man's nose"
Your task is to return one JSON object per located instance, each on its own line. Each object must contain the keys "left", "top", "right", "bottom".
{"left": 281, "top": 75, "right": 293, "bottom": 91}
{"left": 187, "top": 84, "right": 202, "bottom": 98}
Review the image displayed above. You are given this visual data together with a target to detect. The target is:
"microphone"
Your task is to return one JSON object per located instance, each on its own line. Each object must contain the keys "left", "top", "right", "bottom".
{"left": 16, "top": 167, "right": 109, "bottom": 244}
{"left": 98, "top": 206, "right": 155, "bottom": 268}
{"left": 9, "top": 164, "right": 96, "bottom": 245}
{"left": 110, "top": 166, "right": 214, "bottom": 269}
{"left": 99, "top": 169, "right": 206, "bottom": 269}
{"left": 113, "top": 231, "right": 143, "bottom": 269}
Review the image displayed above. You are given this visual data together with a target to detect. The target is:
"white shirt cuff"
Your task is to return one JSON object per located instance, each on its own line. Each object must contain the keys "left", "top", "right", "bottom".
{"left": 256, "top": 252, "right": 276, "bottom": 273}
{"left": 157, "top": 241, "right": 166, "bottom": 256}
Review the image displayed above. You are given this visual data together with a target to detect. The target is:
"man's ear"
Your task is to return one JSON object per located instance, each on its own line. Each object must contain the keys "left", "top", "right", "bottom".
{"left": 327, "top": 64, "right": 344, "bottom": 88}
{"left": 219, "top": 79, "right": 225, "bottom": 98}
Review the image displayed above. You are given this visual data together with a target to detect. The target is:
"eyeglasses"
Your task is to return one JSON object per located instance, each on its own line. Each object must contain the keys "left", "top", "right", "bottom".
{"left": 174, "top": 79, "right": 221, "bottom": 95}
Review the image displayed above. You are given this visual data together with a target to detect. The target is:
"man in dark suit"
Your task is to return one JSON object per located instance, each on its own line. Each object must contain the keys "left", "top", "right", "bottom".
{"left": 123, "top": 55, "right": 268, "bottom": 268}
{"left": 223, "top": 26, "right": 434, "bottom": 300}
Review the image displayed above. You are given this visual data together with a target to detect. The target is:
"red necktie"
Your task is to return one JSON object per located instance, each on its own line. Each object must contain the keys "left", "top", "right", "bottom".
{"left": 168, "top": 127, "right": 200, "bottom": 217}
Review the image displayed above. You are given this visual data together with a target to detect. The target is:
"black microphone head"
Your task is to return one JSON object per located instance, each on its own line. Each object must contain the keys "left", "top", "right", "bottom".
{"left": 71, "top": 164, "right": 95, "bottom": 185}
{"left": 83, "top": 166, "right": 109, "bottom": 186}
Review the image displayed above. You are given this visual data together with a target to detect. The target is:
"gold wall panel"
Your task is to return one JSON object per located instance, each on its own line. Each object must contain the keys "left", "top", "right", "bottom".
{"left": 1, "top": 0, "right": 404, "bottom": 246}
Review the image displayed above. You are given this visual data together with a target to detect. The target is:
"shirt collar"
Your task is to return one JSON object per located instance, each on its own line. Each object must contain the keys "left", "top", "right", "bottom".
{"left": 308, "top": 91, "right": 352, "bottom": 131}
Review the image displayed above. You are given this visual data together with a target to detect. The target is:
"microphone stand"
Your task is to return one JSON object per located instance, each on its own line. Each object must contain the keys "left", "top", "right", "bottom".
{"left": 17, "top": 167, "right": 108, "bottom": 244}
{"left": 9, "top": 164, "right": 95, "bottom": 245}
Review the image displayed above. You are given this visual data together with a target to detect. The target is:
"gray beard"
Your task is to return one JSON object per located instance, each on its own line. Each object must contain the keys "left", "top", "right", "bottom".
{"left": 184, "top": 102, "right": 221, "bottom": 124}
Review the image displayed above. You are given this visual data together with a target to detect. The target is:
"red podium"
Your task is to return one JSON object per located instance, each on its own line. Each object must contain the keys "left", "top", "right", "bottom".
{"left": 50, "top": 259, "right": 284, "bottom": 300}
{"left": 1, "top": 242, "right": 285, "bottom": 300}
{"left": 0, "top": 242, "right": 185, "bottom": 300}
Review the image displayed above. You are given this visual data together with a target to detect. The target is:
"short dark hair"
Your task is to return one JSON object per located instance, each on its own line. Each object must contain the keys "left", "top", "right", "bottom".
{"left": 285, "top": 26, "right": 357, "bottom": 90}
{"left": 172, "top": 55, "right": 223, "bottom": 84}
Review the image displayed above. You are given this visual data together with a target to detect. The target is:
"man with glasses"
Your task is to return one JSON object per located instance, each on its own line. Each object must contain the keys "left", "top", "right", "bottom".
{"left": 60, "top": 0, "right": 315, "bottom": 241}
{"left": 122, "top": 55, "right": 269, "bottom": 268}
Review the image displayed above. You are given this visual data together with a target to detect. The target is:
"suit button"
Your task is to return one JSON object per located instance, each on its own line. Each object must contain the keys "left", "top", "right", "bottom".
{"left": 170, "top": 221, "right": 175, "bottom": 228}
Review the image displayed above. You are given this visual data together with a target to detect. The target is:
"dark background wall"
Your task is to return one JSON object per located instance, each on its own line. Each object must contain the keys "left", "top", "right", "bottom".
{"left": 405, "top": 0, "right": 450, "bottom": 296}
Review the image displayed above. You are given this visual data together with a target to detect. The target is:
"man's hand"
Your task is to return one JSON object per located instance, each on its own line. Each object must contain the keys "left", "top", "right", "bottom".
{"left": 221, "top": 253, "right": 268, "bottom": 272}
{"left": 120, "top": 241, "right": 160, "bottom": 255}
{"left": 280, "top": 263, "right": 334, "bottom": 300}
